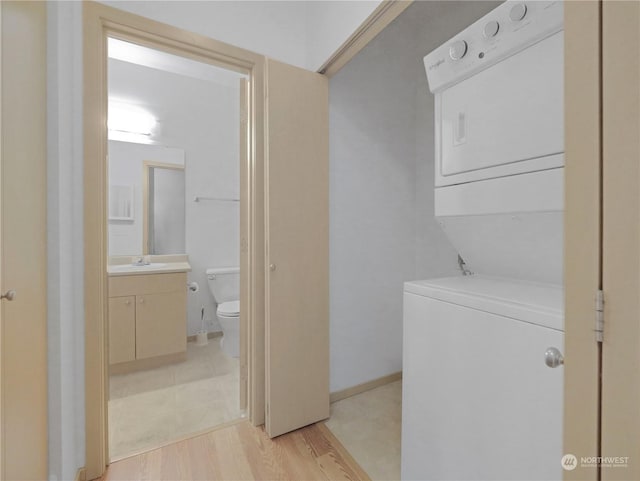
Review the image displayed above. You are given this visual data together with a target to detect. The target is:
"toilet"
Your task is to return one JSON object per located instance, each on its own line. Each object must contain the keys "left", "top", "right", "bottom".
{"left": 205, "top": 267, "right": 240, "bottom": 358}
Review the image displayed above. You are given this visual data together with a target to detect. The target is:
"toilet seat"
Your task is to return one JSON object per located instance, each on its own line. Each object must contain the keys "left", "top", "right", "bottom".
{"left": 217, "top": 300, "right": 240, "bottom": 317}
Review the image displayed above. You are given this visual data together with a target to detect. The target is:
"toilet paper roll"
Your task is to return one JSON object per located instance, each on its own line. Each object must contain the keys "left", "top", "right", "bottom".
{"left": 188, "top": 281, "right": 199, "bottom": 293}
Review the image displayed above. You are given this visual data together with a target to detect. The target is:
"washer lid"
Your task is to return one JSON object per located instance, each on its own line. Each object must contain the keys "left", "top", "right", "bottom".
{"left": 404, "top": 275, "right": 563, "bottom": 331}
{"left": 217, "top": 300, "right": 240, "bottom": 316}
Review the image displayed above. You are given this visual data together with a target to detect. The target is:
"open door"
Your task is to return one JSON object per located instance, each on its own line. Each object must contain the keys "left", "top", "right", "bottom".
{"left": 264, "top": 59, "right": 329, "bottom": 437}
{"left": 0, "top": 2, "right": 48, "bottom": 479}
{"left": 601, "top": 2, "right": 640, "bottom": 480}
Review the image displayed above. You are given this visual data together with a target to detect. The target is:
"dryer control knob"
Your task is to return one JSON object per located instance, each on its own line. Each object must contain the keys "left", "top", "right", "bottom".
{"left": 449, "top": 40, "right": 468, "bottom": 61}
{"left": 509, "top": 3, "right": 527, "bottom": 22}
{"left": 483, "top": 20, "right": 500, "bottom": 38}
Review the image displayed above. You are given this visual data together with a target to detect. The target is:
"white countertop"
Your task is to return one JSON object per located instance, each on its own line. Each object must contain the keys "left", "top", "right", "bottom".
{"left": 107, "top": 255, "right": 191, "bottom": 277}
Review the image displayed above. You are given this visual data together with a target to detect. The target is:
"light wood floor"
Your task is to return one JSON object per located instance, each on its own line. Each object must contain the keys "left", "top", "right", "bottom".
{"left": 101, "top": 421, "right": 371, "bottom": 481}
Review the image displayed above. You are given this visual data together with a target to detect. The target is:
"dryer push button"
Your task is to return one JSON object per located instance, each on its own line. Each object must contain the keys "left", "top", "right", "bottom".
{"left": 509, "top": 3, "right": 527, "bottom": 22}
{"left": 449, "top": 40, "right": 468, "bottom": 61}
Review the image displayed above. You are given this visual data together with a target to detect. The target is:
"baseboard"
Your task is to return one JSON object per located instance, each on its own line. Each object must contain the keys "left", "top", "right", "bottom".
{"left": 74, "top": 467, "right": 86, "bottom": 481}
{"left": 330, "top": 371, "right": 402, "bottom": 404}
{"left": 186, "top": 331, "right": 223, "bottom": 343}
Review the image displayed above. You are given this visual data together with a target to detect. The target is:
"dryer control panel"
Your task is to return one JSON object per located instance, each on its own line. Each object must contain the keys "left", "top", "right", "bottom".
{"left": 424, "top": 0, "right": 563, "bottom": 93}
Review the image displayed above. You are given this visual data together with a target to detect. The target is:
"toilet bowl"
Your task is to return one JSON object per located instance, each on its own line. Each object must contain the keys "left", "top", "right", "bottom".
{"left": 217, "top": 300, "right": 239, "bottom": 358}
{"left": 206, "top": 267, "right": 240, "bottom": 358}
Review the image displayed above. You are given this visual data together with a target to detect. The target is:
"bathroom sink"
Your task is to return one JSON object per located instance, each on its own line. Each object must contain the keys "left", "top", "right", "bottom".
{"left": 109, "top": 263, "right": 167, "bottom": 272}
{"left": 107, "top": 257, "right": 191, "bottom": 277}
{"left": 138, "top": 262, "right": 167, "bottom": 268}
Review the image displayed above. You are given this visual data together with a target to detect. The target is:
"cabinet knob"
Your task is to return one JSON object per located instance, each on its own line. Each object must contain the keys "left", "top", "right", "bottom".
{"left": 544, "top": 347, "right": 564, "bottom": 368}
{"left": 139, "top": 297, "right": 144, "bottom": 304}
{"left": 270, "top": 264, "right": 276, "bottom": 272}
{"left": 125, "top": 299, "right": 131, "bottom": 306}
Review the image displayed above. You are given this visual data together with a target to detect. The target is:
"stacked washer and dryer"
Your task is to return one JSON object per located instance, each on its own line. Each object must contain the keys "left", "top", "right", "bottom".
{"left": 402, "top": 2, "right": 564, "bottom": 480}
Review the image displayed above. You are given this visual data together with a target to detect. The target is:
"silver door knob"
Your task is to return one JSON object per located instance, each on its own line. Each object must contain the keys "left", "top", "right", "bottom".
{"left": 269, "top": 264, "right": 276, "bottom": 271}
{"left": 1, "top": 290, "right": 16, "bottom": 301}
{"left": 544, "top": 347, "right": 564, "bottom": 368}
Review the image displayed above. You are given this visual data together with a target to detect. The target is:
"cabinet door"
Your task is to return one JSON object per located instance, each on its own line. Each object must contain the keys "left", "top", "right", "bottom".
{"left": 108, "top": 296, "right": 136, "bottom": 364}
{"left": 135, "top": 291, "right": 186, "bottom": 360}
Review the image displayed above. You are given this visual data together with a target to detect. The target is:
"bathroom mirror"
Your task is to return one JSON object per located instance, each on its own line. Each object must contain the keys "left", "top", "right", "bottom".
{"left": 143, "top": 161, "right": 186, "bottom": 255}
{"left": 107, "top": 141, "right": 186, "bottom": 256}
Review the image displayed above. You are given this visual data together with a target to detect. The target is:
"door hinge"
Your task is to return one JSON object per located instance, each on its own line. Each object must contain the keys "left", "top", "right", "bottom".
{"left": 595, "top": 289, "right": 604, "bottom": 343}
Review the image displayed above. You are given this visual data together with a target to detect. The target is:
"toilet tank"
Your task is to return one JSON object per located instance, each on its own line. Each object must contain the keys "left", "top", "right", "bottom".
{"left": 206, "top": 267, "right": 239, "bottom": 304}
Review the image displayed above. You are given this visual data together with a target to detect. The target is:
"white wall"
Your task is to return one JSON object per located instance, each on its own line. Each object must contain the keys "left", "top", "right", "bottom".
{"left": 108, "top": 58, "right": 241, "bottom": 336}
{"left": 99, "top": 0, "right": 383, "bottom": 71}
{"left": 305, "top": 1, "right": 381, "bottom": 70}
{"left": 47, "top": 3, "right": 85, "bottom": 480}
{"left": 328, "top": 1, "right": 500, "bottom": 393}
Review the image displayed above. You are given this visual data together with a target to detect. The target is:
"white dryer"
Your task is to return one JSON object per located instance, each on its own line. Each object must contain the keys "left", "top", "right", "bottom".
{"left": 402, "top": 1, "right": 565, "bottom": 479}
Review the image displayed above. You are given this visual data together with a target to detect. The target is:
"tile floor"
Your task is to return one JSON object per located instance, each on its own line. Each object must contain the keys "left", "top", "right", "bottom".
{"left": 108, "top": 339, "right": 242, "bottom": 460}
{"left": 325, "top": 380, "right": 402, "bottom": 481}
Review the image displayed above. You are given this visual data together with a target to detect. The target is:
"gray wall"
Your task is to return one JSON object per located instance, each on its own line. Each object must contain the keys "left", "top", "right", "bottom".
{"left": 329, "top": 0, "right": 500, "bottom": 392}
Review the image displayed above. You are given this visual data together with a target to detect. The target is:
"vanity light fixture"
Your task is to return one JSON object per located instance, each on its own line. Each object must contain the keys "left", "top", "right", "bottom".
{"left": 108, "top": 101, "right": 157, "bottom": 143}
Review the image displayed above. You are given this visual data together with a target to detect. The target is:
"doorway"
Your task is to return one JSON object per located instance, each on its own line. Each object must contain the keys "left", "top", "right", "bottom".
{"left": 83, "top": 4, "right": 267, "bottom": 476}
{"left": 105, "top": 37, "right": 248, "bottom": 460}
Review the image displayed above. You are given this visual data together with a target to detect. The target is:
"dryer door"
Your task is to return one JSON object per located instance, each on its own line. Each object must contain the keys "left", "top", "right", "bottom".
{"left": 436, "top": 31, "right": 564, "bottom": 186}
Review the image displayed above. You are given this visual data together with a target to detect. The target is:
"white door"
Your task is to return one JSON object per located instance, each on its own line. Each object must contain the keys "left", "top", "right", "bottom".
{"left": 0, "top": 2, "right": 48, "bottom": 479}
{"left": 265, "top": 59, "right": 329, "bottom": 437}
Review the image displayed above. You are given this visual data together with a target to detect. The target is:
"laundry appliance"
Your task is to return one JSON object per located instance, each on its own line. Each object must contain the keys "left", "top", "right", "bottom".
{"left": 402, "top": 2, "right": 564, "bottom": 480}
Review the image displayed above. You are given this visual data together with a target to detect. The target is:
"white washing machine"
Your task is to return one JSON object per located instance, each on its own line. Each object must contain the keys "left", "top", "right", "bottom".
{"left": 402, "top": 1, "right": 565, "bottom": 479}
{"left": 402, "top": 277, "right": 563, "bottom": 481}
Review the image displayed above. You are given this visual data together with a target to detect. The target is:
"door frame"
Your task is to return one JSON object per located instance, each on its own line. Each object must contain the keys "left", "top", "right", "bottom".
{"left": 83, "top": 2, "right": 266, "bottom": 478}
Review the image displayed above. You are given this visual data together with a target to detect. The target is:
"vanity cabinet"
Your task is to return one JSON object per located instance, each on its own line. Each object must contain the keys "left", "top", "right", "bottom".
{"left": 108, "top": 272, "right": 187, "bottom": 368}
